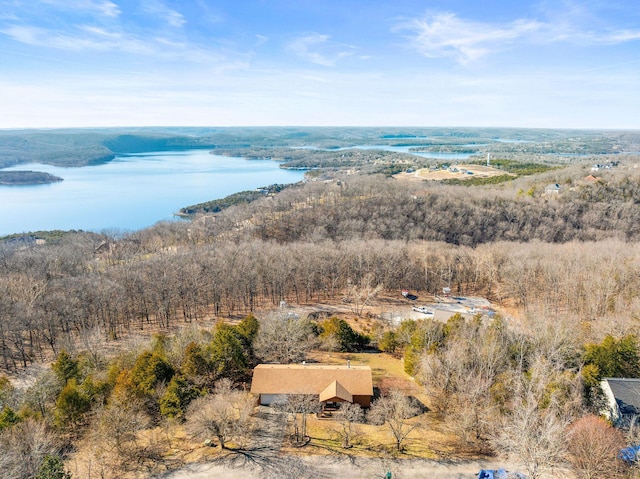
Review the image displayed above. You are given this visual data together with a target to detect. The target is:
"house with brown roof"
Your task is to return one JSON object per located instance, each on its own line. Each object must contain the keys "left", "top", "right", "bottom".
{"left": 250, "top": 363, "right": 374, "bottom": 407}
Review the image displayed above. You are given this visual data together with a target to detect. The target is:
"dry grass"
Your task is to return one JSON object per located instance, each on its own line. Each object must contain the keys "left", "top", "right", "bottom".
{"left": 394, "top": 164, "right": 514, "bottom": 182}
{"left": 282, "top": 351, "right": 465, "bottom": 460}
{"left": 285, "top": 414, "right": 458, "bottom": 460}
{"left": 307, "top": 350, "right": 428, "bottom": 403}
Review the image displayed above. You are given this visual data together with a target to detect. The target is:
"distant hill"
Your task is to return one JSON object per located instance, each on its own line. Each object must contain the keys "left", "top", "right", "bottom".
{"left": 1, "top": 127, "right": 638, "bottom": 169}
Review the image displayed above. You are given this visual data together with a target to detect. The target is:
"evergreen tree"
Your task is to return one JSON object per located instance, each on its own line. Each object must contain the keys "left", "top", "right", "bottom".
{"left": 584, "top": 335, "right": 640, "bottom": 378}
{"left": 236, "top": 314, "right": 259, "bottom": 344}
{"left": 0, "top": 405, "right": 20, "bottom": 430}
{"left": 320, "top": 317, "right": 369, "bottom": 352}
{"left": 54, "top": 379, "right": 90, "bottom": 428}
{"left": 208, "top": 323, "right": 247, "bottom": 381}
{"left": 182, "top": 342, "right": 213, "bottom": 385}
{"left": 35, "top": 454, "right": 71, "bottom": 479}
{"left": 160, "top": 374, "right": 200, "bottom": 420}
{"left": 52, "top": 351, "right": 79, "bottom": 385}
{"left": 130, "top": 351, "right": 175, "bottom": 396}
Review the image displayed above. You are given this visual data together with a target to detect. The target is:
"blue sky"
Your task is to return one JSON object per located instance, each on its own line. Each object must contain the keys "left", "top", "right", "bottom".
{"left": 1, "top": 0, "right": 639, "bottom": 128}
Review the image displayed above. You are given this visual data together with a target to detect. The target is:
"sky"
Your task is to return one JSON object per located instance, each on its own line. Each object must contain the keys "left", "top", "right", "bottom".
{"left": 0, "top": 0, "right": 639, "bottom": 129}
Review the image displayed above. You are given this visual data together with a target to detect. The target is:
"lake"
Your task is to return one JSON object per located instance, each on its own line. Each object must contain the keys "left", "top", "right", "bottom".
{"left": 0, "top": 149, "right": 305, "bottom": 236}
{"left": 294, "top": 144, "right": 475, "bottom": 160}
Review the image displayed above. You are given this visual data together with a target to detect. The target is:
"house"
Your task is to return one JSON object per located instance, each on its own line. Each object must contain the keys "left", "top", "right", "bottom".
{"left": 544, "top": 183, "right": 561, "bottom": 195}
{"left": 601, "top": 378, "right": 640, "bottom": 427}
{"left": 250, "top": 363, "right": 374, "bottom": 407}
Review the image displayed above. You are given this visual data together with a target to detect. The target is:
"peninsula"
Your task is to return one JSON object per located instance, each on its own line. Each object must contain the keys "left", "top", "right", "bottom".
{"left": 0, "top": 170, "right": 63, "bottom": 185}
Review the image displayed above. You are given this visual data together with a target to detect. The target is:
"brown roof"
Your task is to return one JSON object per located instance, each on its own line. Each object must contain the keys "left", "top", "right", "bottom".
{"left": 319, "top": 380, "right": 353, "bottom": 403}
{"left": 250, "top": 364, "right": 373, "bottom": 397}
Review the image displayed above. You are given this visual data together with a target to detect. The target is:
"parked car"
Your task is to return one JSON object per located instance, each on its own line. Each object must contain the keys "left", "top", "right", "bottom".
{"left": 412, "top": 306, "right": 434, "bottom": 316}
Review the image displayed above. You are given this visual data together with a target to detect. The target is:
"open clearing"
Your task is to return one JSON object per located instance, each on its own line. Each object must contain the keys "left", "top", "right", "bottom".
{"left": 394, "top": 164, "right": 515, "bottom": 181}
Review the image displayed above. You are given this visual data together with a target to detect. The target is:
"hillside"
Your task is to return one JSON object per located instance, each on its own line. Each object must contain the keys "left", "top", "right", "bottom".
{"left": 1, "top": 128, "right": 640, "bottom": 479}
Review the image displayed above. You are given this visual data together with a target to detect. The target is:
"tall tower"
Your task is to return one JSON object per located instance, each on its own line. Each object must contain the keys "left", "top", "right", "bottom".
{"left": 486, "top": 152, "right": 491, "bottom": 167}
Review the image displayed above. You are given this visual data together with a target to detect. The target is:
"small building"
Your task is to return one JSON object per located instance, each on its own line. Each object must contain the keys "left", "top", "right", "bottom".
{"left": 250, "top": 363, "right": 374, "bottom": 407}
{"left": 545, "top": 183, "right": 561, "bottom": 195}
{"left": 601, "top": 378, "right": 640, "bottom": 428}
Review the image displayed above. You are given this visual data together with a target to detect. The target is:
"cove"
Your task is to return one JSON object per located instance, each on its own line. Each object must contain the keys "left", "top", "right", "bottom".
{"left": 0, "top": 149, "right": 305, "bottom": 236}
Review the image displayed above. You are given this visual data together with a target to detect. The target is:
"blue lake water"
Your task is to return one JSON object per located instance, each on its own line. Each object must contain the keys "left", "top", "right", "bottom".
{"left": 0, "top": 149, "right": 305, "bottom": 236}
{"left": 293, "top": 144, "right": 476, "bottom": 160}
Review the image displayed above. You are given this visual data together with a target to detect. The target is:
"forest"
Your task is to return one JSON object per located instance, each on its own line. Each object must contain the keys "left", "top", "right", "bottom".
{"left": 0, "top": 171, "right": 63, "bottom": 185}
{"left": 1, "top": 128, "right": 640, "bottom": 478}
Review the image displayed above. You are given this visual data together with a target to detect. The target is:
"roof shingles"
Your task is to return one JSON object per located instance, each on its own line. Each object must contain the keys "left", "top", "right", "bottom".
{"left": 250, "top": 364, "right": 373, "bottom": 398}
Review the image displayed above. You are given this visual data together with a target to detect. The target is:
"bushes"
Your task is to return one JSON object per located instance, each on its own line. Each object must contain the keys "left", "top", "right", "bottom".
{"left": 583, "top": 334, "right": 640, "bottom": 379}
{"left": 159, "top": 375, "right": 200, "bottom": 420}
{"left": 319, "top": 317, "right": 370, "bottom": 352}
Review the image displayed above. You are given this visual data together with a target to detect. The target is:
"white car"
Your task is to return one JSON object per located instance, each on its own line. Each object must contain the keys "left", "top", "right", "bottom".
{"left": 412, "top": 306, "right": 434, "bottom": 316}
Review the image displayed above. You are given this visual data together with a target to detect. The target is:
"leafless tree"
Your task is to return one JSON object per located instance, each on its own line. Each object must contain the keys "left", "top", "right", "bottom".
{"left": 254, "top": 312, "right": 316, "bottom": 364}
{"left": 335, "top": 402, "right": 364, "bottom": 448}
{"left": 368, "top": 389, "right": 420, "bottom": 452}
{"left": 94, "top": 396, "right": 150, "bottom": 456}
{"left": 185, "top": 378, "right": 255, "bottom": 450}
{"left": 0, "top": 419, "right": 57, "bottom": 479}
{"left": 344, "top": 273, "right": 383, "bottom": 317}
{"left": 274, "top": 393, "right": 320, "bottom": 444}
{"left": 490, "top": 358, "right": 578, "bottom": 479}
{"left": 566, "top": 414, "right": 626, "bottom": 479}
{"left": 81, "top": 396, "right": 153, "bottom": 477}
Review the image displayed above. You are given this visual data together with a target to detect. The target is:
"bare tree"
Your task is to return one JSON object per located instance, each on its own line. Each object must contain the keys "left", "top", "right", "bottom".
{"left": 566, "top": 415, "right": 626, "bottom": 479}
{"left": 185, "top": 379, "right": 254, "bottom": 450}
{"left": 344, "top": 273, "right": 383, "bottom": 317}
{"left": 94, "top": 396, "right": 150, "bottom": 457}
{"left": 335, "top": 402, "right": 364, "bottom": 448}
{"left": 490, "top": 358, "right": 578, "bottom": 479}
{"left": 368, "top": 389, "right": 420, "bottom": 452}
{"left": 0, "top": 419, "right": 57, "bottom": 479}
{"left": 82, "top": 396, "right": 153, "bottom": 477}
{"left": 274, "top": 394, "right": 320, "bottom": 445}
{"left": 254, "top": 312, "right": 316, "bottom": 364}
{"left": 492, "top": 397, "right": 569, "bottom": 479}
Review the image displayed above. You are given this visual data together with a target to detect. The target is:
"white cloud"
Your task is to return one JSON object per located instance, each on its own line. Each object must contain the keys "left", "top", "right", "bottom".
{"left": 398, "top": 12, "right": 542, "bottom": 64}
{"left": 140, "top": 0, "right": 186, "bottom": 28}
{"left": 40, "top": 0, "right": 121, "bottom": 18}
{"left": 583, "top": 29, "right": 640, "bottom": 45}
{"left": 0, "top": 22, "right": 235, "bottom": 64}
{"left": 399, "top": 10, "right": 640, "bottom": 64}
{"left": 255, "top": 34, "right": 269, "bottom": 46}
{"left": 0, "top": 24, "right": 152, "bottom": 53}
{"left": 287, "top": 33, "right": 354, "bottom": 67}
{"left": 94, "top": 0, "right": 120, "bottom": 18}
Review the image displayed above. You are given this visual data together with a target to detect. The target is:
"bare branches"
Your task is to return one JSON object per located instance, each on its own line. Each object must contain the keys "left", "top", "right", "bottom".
{"left": 185, "top": 379, "right": 255, "bottom": 450}
{"left": 566, "top": 415, "right": 626, "bottom": 479}
{"left": 368, "top": 389, "right": 420, "bottom": 452}
{"left": 254, "top": 312, "right": 316, "bottom": 364}
{"left": 0, "top": 419, "right": 58, "bottom": 479}
{"left": 335, "top": 402, "right": 364, "bottom": 448}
